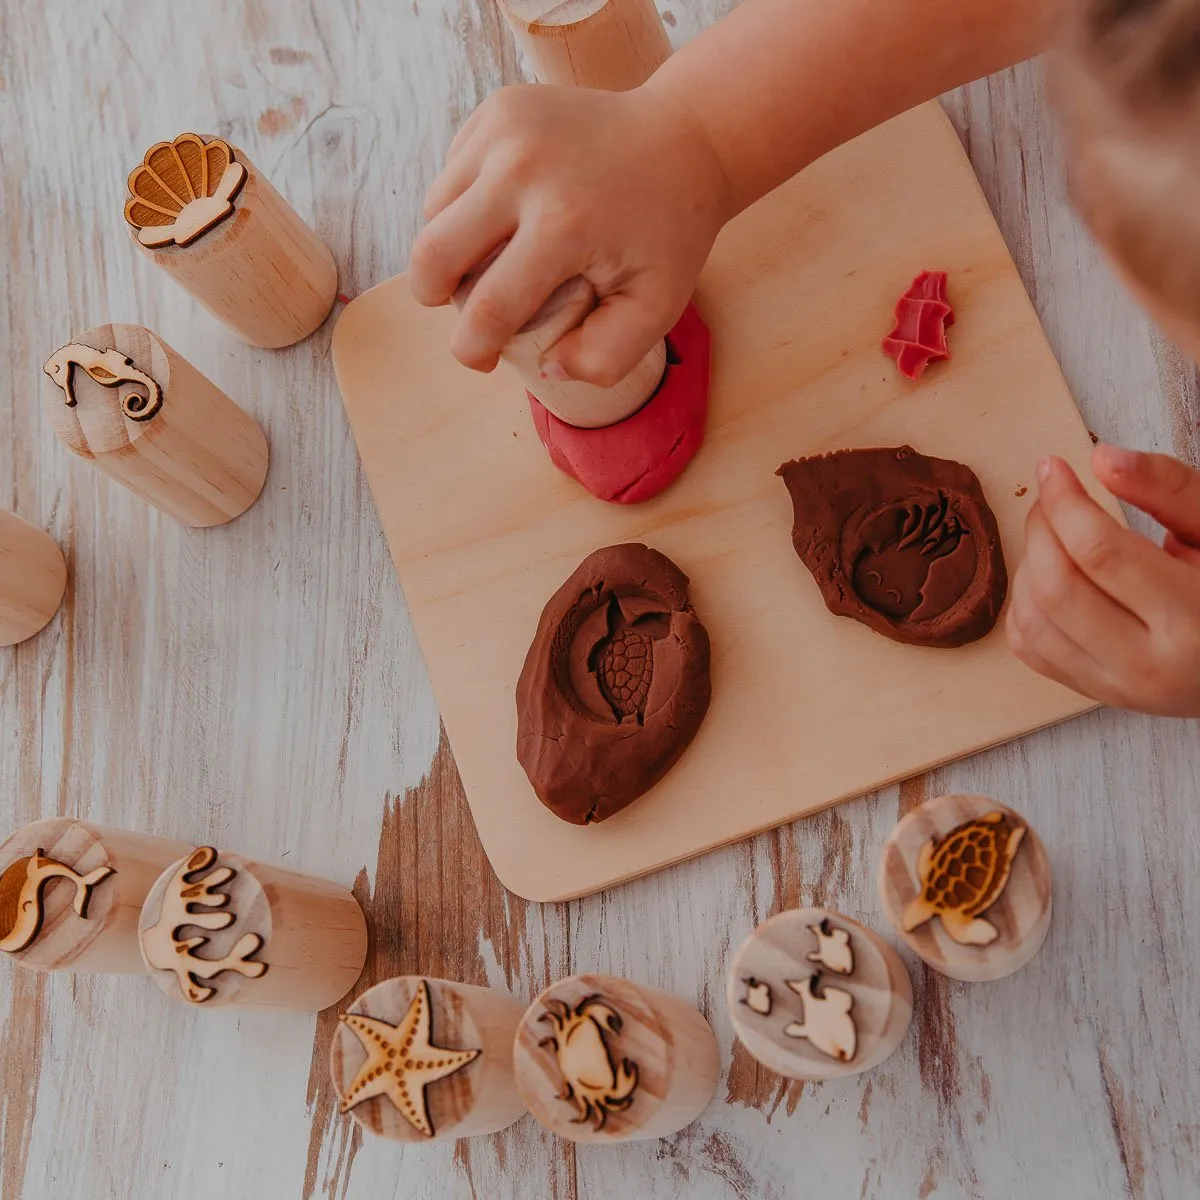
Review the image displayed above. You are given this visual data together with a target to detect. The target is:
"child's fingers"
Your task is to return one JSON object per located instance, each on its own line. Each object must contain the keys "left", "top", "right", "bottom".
{"left": 1093, "top": 443, "right": 1200, "bottom": 544}
{"left": 548, "top": 288, "right": 683, "bottom": 388}
{"left": 1021, "top": 502, "right": 1148, "bottom": 654}
{"left": 423, "top": 143, "right": 484, "bottom": 222}
{"left": 1006, "top": 569, "right": 1123, "bottom": 706}
{"left": 409, "top": 182, "right": 515, "bottom": 309}
{"left": 1036, "top": 456, "right": 1179, "bottom": 622}
{"left": 448, "top": 230, "right": 578, "bottom": 372}
{"left": 1164, "top": 530, "right": 1200, "bottom": 567}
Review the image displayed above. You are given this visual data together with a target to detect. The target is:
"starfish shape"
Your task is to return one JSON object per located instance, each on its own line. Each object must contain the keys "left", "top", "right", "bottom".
{"left": 338, "top": 979, "right": 481, "bottom": 1137}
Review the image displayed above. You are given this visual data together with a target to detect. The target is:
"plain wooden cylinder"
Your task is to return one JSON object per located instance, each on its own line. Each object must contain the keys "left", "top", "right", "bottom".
{"left": 499, "top": 0, "right": 672, "bottom": 90}
{"left": 727, "top": 908, "right": 912, "bottom": 1081}
{"left": 0, "top": 819, "right": 193, "bottom": 975}
{"left": 139, "top": 847, "right": 367, "bottom": 1011}
{"left": 0, "top": 512, "right": 67, "bottom": 647}
{"left": 330, "top": 976, "right": 527, "bottom": 1142}
{"left": 127, "top": 139, "right": 338, "bottom": 348}
{"left": 879, "top": 795, "right": 1052, "bottom": 983}
{"left": 41, "top": 323, "right": 269, "bottom": 527}
{"left": 514, "top": 972, "right": 718, "bottom": 1142}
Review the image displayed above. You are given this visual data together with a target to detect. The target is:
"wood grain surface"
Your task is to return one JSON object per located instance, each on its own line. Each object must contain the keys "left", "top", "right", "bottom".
{"left": 1, "top": 2, "right": 1197, "bottom": 1198}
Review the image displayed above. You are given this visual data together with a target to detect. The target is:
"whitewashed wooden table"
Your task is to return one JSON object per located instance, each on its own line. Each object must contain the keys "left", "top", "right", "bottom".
{"left": 3, "top": 3, "right": 1198, "bottom": 1197}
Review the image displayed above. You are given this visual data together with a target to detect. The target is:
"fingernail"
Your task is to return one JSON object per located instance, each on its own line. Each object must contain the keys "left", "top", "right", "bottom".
{"left": 1098, "top": 443, "right": 1140, "bottom": 473}
{"left": 541, "top": 361, "right": 572, "bottom": 382}
{"left": 1037, "top": 456, "right": 1055, "bottom": 484}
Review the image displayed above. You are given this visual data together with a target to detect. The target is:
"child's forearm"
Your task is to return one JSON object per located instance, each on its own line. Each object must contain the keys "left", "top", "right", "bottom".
{"left": 646, "top": 0, "right": 1059, "bottom": 216}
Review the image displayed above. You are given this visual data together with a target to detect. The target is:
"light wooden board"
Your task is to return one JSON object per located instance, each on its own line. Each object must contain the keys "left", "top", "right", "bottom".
{"left": 8, "top": 2, "right": 1200, "bottom": 1196}
{"left": 334, "top": 101, "right": 1117, "bottom": 903}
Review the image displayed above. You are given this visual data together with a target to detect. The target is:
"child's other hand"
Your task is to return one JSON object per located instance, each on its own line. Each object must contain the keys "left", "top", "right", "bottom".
{"left": 410, "top": 84, "right": 731, "bottom": 383}
{"left": 1007, "top": 445, "right": 1200, "bottom": 717}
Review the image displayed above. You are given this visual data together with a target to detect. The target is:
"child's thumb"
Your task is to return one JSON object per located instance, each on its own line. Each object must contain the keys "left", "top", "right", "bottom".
{"left": 1093, "top": 444, "right": 1200, "bottom": 544}
{"left": 547, "top": 294, "right": 677, "bottom": 390}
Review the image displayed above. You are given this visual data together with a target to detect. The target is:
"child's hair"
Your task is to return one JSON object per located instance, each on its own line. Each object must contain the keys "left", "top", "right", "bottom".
{"left": 1056, "top": 0, "right": 1200, "bottom": 333}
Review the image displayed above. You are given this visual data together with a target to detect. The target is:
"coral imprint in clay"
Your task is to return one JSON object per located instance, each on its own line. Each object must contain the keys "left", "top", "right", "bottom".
{"left": 530, "top": 303, "right": 711, "bottom": 504}
{"left": 516, "top": 544, "right": 711, "bottom": 824}
{"left": 778, "top": 446, "right": 1008, "bottom": 648}
{"left": 883, "top": 270, "right": 955, "bottom": 380}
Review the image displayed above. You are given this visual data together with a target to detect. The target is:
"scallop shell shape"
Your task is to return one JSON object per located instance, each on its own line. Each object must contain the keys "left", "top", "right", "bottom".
{"left": 124, "top": 133, "right": 247, "bottom": 248}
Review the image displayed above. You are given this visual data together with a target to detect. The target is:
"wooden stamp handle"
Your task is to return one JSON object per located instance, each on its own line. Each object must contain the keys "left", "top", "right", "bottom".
{"left": 0, "top": 512, "right": 67, "bottom": 647}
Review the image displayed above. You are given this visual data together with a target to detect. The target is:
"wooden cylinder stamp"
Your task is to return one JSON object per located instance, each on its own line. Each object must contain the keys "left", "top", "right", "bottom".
{"left": 139, "top": 847, "right": 367, "bottom": 1010}
{"left": 42, "top": 323, "right": 269, "bottom": 527}
{"left": 123, "top": 133, "right": 338, "bottom": 348}
{"left": 0, "top": 511, "right": 67, "bottom": 647}
{"left": 330, "top": 976, "right": 527, "bottom": 1142}
{"left": 0, "top": 819, "right": 192, "bottom": 975}
{"left": 727, "top": 908, "right": 912, "bottom": 1080}
{"left": 498, "top": 0, "right": 672, "bottom": 91}
{"left": 513, "top": 973, "right": 718, "bottom": 1142}
{"left": 879, "top": 794, "right": 1052, "bottom": 983}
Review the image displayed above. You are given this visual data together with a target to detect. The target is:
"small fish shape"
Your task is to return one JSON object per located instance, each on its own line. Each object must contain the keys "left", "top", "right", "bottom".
{"left": 741, "top": 977, "right": 773, "bottom": 1016}
{"left": 806, "top": 919, "right": 854, "bottom": 975}
{"left": 784, "top": 975, "right": 857, "bottom": 1062}
{"left": 0, "top": 851, "right": 115, "bottom": 953}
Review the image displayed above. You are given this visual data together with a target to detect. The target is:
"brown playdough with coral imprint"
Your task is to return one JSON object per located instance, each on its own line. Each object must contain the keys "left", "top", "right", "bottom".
{"left": 516, "top": 544, "right": 711, "bottom": 825}
{"left": 778, "top": 446, "right": 1008, "bottom": 648}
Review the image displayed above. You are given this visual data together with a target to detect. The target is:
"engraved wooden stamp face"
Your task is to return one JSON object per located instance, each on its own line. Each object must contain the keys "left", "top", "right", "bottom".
{"left": 139, "top": 847, "right": 268, "bottom": 1004}
{"left": 42, "top": 343, "right": 164, "bottom": 422}
{"left": 0, "top": 852, "right": 114, "bottom": 954}
{"left": 728, "top": 908, "right": 913, "bottom": 1080}
{"left": 337, "top": 979, "right": 481, "bottom": 1138}
{"left": 124, "top": 133, "right": 247, "bottom": 248}
{"left": 538, "top": 995, "right": 640, "bottom": 1131}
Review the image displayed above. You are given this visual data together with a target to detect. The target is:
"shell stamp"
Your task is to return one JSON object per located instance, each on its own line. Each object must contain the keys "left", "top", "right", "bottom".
{"left": 879, "top": 794, "right": 1053, "bottom": 983}
{"left": 124, "top": 133, "right": 247, "bottom": 248}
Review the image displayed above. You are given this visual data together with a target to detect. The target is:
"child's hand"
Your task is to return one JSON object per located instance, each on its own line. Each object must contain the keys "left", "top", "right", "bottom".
{"left": 410, "top": 84, "right": 732, "bottom": 384}
{"left": 1007, "top": 445, "right": 1200, "bottom": 717}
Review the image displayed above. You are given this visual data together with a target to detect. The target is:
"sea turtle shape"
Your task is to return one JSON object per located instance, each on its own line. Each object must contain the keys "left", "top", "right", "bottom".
{"left": 902, "top": 811, "right": 1026, "bottom": 946}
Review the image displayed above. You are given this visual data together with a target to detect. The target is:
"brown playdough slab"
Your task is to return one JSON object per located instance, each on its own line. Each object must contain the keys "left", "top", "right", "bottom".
{"left": 779, "top": 446, "right": 1008, "bottom": 648}
{"left": 516, "top": 543, "right": 711, "bottom": 825}
{"left": 334, "top": 103, "right": 1124, "bottom": 901}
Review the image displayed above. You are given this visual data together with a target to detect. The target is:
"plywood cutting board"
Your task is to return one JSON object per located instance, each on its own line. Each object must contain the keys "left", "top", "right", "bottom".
{"left": 334, "top": 102, "right": 1119, "bottom": 902}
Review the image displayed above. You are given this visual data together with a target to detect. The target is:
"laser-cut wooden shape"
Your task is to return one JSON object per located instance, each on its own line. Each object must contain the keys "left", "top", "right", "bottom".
{"left": 0, "top": 511, "right": 67, "bottom": 647}
{"left": 727, "top": 908, "right": 912, "bottom": 1081}
{"left": 0, "top": 819, "right": 192, "bottom": 974}
{"left": 124, "top": 133, "right": 337, "bottom": 348}
{"left": 879, "top": 794, "right": 1052, "bottom": 982}
{"left": 514, "top": 973, "right": 718, "bottom": 1142}
{"left": 139, "top": 846, "right": 366, "bottom": 1010}
{"left": 41, "top": 323, "right": 268, "bottom": 528}
{"left": 124, "top": 134, "right": 246, "bottom": 248}
{"left": 330, "top": 976, "right": 527, "bottom": 1142}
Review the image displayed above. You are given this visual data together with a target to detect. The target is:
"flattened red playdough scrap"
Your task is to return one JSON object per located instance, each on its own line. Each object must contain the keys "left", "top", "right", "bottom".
{"left": 883, "top": 270, "right": 956, "bottom": 381}
{"left": 529, "top": 302, "right": 711, "bottom": 504}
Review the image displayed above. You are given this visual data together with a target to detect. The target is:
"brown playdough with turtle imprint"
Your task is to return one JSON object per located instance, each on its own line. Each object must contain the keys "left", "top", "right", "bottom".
{"left": 778, "top": 446, "right": 1008, "bottom": 648}
{"left": 516, "top": 544, "right": 711, "bottom": 825}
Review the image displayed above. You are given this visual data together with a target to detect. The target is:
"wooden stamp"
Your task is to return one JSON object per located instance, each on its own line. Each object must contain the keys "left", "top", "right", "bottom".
{"left": 878, "top": 794, "right": 1052, "bottom": 983}
{"left": 330, "top": 976, "right": 527, "bottom": 1142}
{"left": 0, "top": 819, "right": 192, "bottom": 974}
{"left": 42, "top": 323, "right": 269, "bottom": 527}
{"left": 0, "top": 511, "right": 67, "bottom": 647}
{"left": 513, "top": 973, "right": 718, "bottom": 1142}
{"left": 498, "top": 0, "right": 672, "bottom": 92}
{"left": 124, "top": 133, "right": 338, "bottom": 348}
{"left": 139, "top": 846, "right": 367, "bottom": 1010}
{"left": 727, "top": 908, "right": 912, "bottom": 1080}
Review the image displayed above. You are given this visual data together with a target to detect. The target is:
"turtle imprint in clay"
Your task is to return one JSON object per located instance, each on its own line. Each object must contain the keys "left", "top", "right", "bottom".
{"left": 778, "top": 445, "right": 1008, "bottom": 648}
{"left": 516, "top": 543, "right": 711, "bottom": 825}
{"left": 903, "top": 811, "right": 1027, "bottom": 946}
